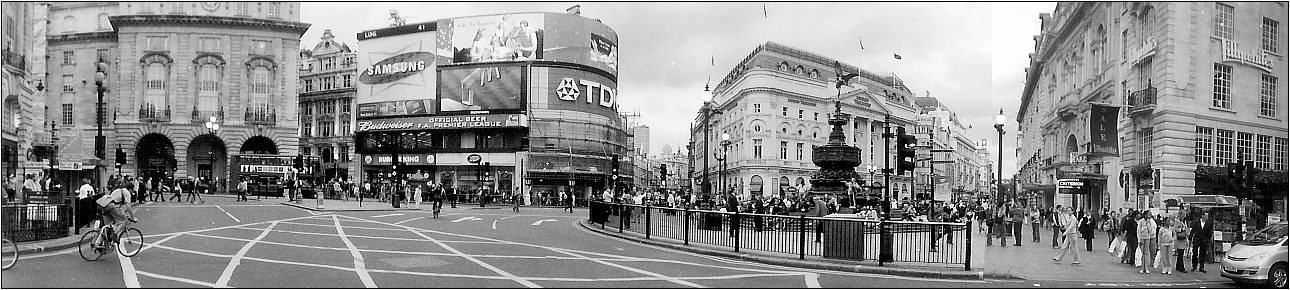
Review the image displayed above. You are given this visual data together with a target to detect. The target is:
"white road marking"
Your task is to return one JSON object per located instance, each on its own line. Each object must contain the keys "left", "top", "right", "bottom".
{"left": 216, "top": 222, "right": 278, "bottom": 287}
{"left": 216, "top": 206, "right": 241, "bottom": 223}
{"left": 371, "top": 213, "right": 403, "bottom": 218}
{"left": 333, "top": 215, "right": 378, "bottom": 288}
{"left": 530, "top": 219, "right": 558, "bottom": 226}
{"left": 136, "top": 270, "right": 223, "bottom": 288}
{"left": 451, "top": 216, "right": 483, "bottom": 223}
{"left": 118, "top": 246, "right": 142, "bottom": 288}
{"left": 393, "top": 217, "right": 424, "bottom": 225}
{"left": 543, "top": 246, "right": 706, "bottom": 288}
{"left": 492, "top": 220, "right": 498, "bottom": 230}
{"left": 186, "top": 232, "right": 350, "bottom": 252}
{"left": 345, "top": 215, "right": 542, "bottom": 288}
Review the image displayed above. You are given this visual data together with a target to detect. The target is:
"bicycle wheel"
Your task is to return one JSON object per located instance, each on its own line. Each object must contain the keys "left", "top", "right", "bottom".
{"left": 78, "top": 230, "right": 106, "bottom": 261}
{"left": 117, "top": 228, "right": 144, "bottom": 257}
{"left": 2, "top": 238, "right": 16, "bottom": 270}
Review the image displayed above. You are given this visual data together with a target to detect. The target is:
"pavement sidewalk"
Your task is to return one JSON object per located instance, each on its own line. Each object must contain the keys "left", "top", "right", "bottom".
{"left": 973, "top": 223, "right": 1229, "bottom": 283}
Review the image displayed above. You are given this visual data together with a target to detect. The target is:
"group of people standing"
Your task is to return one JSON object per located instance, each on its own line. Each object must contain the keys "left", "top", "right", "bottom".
{"left": 1106, "top": 210, "right": 1214, "bottom": 274}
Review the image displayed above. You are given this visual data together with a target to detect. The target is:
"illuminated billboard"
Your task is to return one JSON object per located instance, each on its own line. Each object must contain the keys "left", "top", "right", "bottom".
{"left": 438, "top": 65, "right": 526, "bottom": 113}
{"left": 437, "top": 13, "right": 619, "bottom": 77}
{"left": 529, "top": 67, "right": 617, "bottom": 119}
{"left": 355, "top": 23, "right": 444, "bottom": 118}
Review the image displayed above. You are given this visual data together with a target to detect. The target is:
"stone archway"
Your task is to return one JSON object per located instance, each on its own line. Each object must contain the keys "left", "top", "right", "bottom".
{"left": 186, "top": 134, "right": 228, "bottom": 184}
{"left": 1066, "top": 134, "right": 1079, "bottom": 160}
{"left": 240, "top": 135, "right": 278, "bottom": 154}
{"left": 135, "top": 133, "right": 176, "bottom": 180}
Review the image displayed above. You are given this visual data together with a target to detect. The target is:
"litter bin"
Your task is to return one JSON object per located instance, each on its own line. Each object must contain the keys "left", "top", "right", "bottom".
{"left": 820, "top": 215, "right": 868, "bottom": 260}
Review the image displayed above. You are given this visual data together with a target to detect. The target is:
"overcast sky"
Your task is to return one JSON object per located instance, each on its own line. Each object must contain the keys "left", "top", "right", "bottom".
{"left": 301, "top": 2, "right": 1055, "bottom": 178}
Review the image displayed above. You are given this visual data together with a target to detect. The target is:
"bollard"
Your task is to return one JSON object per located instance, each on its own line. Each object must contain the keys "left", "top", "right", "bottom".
{"left": 645, "top": 204, "right": 651, "bottom": 239}
{"left": 317, "top": 191, "right": 324, "bottom": 210}
{"left": 799, "top": 214, "right": 806, "bottom": 260}
{"left": 964, "top": 220, "right": 972, "bottom": 270}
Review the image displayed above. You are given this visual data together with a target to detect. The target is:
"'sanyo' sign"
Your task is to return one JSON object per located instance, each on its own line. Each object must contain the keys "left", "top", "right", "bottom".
{"left": 358, "top": 51, "right": 434, "bottom": 85}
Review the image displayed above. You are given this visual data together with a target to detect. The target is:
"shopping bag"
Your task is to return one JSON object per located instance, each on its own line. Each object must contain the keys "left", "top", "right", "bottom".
{"left": 1107, "top": 236, "right": 1121, "bottom": 254}
{"left": 1154, "top": 249, "right": 1164, "bottom": 268}
{"left": 1133, "top": 248, "right": 1143, "bottom": 267}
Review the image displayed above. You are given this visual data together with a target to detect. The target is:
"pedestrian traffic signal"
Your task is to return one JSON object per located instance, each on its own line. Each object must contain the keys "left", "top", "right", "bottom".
{"left": 896, "top": 126, "right": 917, "bottom": 175}
{"left": 115, "top": 147, "right": 127, "bottom": 167}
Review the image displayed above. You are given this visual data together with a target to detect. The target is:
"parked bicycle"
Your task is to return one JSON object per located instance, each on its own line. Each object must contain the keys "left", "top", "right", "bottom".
{"left": 2, "top": 237, "right": 16, "bottom": 270}
{"left": 78, "top": 217, "right": 144, "bottom": 261}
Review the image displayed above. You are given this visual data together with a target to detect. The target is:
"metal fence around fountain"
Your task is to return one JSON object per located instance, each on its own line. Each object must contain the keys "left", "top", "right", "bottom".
{"left": 588, "top": 201, "right": 972, "bottom": 270}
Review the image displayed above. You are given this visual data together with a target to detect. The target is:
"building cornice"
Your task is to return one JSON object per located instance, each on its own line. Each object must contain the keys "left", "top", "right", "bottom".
{"left": 109, "top": 14, "right": 311, "bottom": 36}
{"left": 47, "top": 31, "right": 118, "bottom": 44}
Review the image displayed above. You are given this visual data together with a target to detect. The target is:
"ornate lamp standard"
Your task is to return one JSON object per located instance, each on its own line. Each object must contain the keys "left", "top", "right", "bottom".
{"left": 717, "top": 133, "right": 731, "bottom": 196}
{"left": 698, "top": 85, "right": 722, "bottom": 206}
{"left": 994, "top": 109, "right": 1005, "bottom": 206}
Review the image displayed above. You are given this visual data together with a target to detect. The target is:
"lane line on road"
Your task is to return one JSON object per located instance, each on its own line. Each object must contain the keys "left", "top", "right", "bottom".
{"left": 344, "top": 215, "right": 542, "bottom": 288}
{"left": 393, "top": 217, "right": 424, "bottom": 225}
{"left": 216, "top": 222, "right": 278, "bottom": 287}
{"left": 135, "top": 270, "right": 223, "bottom": 288}
{"left": 118, "top": 244, "right": 142, "bottom": 288}
{"left": 333, "top": 215, "right": 378, "bottom": 288}
{"left": 216, "top": 206, "right": 241, "bottom": 223}
{"left": 371, "top": 213, "right": 403, "bottom": 218}
{"left": 186, "top": 232, "right": 351, "bottom": 252}
{"left": 541, "top": 246, "right": 706, "bottom": 288}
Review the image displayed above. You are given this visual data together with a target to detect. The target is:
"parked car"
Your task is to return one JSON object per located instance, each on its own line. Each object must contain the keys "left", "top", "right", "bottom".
{"left": 1220, "top": 222, "right": 1287, "bottom": 288}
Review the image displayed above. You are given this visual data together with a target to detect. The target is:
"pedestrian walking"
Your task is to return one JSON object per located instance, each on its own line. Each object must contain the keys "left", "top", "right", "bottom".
{"left": 725, "top": 193, "right": 740, "bottom": 237}
{"left": 1051, "top": 207, "right": 1081, "bottom": 265}
{"left": 1030, "top": 207, "right": 1042, "bottom": 243}
{"left": 752, "top": 195, "right": 765, "bottom": 232}
{"left": 1136, "top": 211, "right": 1158, "bottom": 274}
{"left": 563, "top": 191, "right": 574, "bottom": 213}
{"left": 1121, "top": 210, "right": 1139, "bottom": 265}
{"left": 169, "top": 178, "right": 184, "bottom": 202}
{"left": 1050, "top": 205, "right": 1064, "bottom": 248}
{"left": 236, "top": 178, "right": 249, "bottom": 202}
{"left": 150, "top": 177, "right": 165, "bottom": 202}
{"left": 411, "top": 183, "right": 422, "bottom": 209}
{"left": 1157, "top": 217, "right": 1176, "bottom": 275}
{"left": 995, "top": 205, "right": 1010, "bottom": 247}
{"left": 187, "top": 177, "right": 206, "bottom": 203}
{"left": 1079, "top": 211, "right": 1095, "bottom": 252}
{"left": 1189, "top": 212, "right": 1214, "bottom": 273}
{"left": 512, "top": 191, "right": 521, "bottom": 212}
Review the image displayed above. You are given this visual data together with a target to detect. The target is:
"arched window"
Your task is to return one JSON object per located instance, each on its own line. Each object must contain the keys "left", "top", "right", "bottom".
{"left": 97, "top": 13, "right": 110, "bottom": 30}
{"left": 246, "top": 58, "right": 276, "bottom": 107}
{"left": 750, "top": 175, "right": 764, "bottom": 197}
{"left": 796, "top": 177, "right": 807, "bottom": 189}
{"left": 141, "top": 53, "right": 172, "bottom": 109}
{"left": 778, "top": 62, "right": 789, "bottom": 72}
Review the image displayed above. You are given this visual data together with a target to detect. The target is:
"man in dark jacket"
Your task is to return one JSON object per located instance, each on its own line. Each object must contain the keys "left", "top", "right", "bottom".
{"left": 752, "top": 195, "right": 766, "bottom": 232}
{"left": 1120, "top": 210, "right": 1139, "bottom": 264}
{"left": 813, "top": 196, "right": 828, "bottom": 242}
{"left": 1189, "top": 212, "right": 1214, "bottom": 272}
{"left": 725, "top": 193, "right": 740, "bottom": 237}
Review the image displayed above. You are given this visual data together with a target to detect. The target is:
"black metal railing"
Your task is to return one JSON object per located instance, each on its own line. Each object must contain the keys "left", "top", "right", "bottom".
{"left": 139, "top": 103, "right": 171, "bottom": 121}
{"left": 2, "top": 191, "right": 72, "bottom": 243}
{"left": 191, "top": 107, "right": 224, "bottom": 123}
{"left": 590, "top": 201, "right": 972, "bottom": 270}
{"left": 1128, "top": 86, "right": 1157, "bottom": 114}
{"left": 245, "top": 103, "right": 277, "bottom": 125}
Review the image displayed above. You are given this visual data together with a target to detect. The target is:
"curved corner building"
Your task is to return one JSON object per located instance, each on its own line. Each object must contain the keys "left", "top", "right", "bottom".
{"left": 354, "top": 12, "right": 626, "bottom": 205}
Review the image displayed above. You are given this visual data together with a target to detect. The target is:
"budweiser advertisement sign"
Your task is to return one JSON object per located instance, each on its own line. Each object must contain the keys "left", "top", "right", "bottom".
{"left": 355, "top": 114, "right": 528, "bottom": 132}
{"left": 1089, "top": 103, "right": 1120, "bottom": 156}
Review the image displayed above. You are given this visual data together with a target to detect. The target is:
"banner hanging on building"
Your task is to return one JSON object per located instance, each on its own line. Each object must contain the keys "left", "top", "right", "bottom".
{"left": 1089, "top": 103, "right": 1120, "bottom": 156}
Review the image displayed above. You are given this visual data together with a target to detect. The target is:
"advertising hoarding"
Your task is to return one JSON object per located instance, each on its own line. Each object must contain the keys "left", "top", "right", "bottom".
{"left": 437, "top": 13, "right": 618, "bottom": 77}
{"left": 438, "top": 65, "right": 526, "bottom": 112}
{"left": 529, "top": 67, "right": 618, "bottom": 119}
{"left": 355, "top": 23, "right": 443, "bottom": 118}
{"left": 354, "top": 113, "right": 528, "bottom": 133}
{"left": 544, "top": 13, "right": 619, "bottom": 75}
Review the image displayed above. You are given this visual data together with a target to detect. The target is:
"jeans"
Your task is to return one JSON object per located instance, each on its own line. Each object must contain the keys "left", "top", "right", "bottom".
{"left": 1051, "top": 227, "right": 1061, "bottom": 247}
{"left": 1122, "top": 240, "right": 1138, "bottom": 264}
{"left": 1012, "top": 222, "right": 1022, "bottom": 246}
{"left": 1031, "top": 223, "right": 1042, "bottom": 242}
{"left": 1053, "top": 233, "right": 1081, "bottom": 263}
{"left": 1139, "top": 239, "right": 1158, "bottom": 271}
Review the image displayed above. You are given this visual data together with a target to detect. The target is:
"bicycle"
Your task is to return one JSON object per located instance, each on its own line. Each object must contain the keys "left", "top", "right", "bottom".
{"left": 2, "top": 237, "right": 16, "bottom": 270}
{"left": 78, "top": 216, "right": 144, "bottom": 261}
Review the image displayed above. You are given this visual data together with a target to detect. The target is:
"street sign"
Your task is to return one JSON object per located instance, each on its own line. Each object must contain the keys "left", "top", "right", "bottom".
{"left": 467, "top": 154, "right": 482, "bottom": 164}
{"left": 58, "top": 162, "right": 84, "bottom": 171}
{"left": 1057, "top": 179, "right": 1084, "bottom": 189}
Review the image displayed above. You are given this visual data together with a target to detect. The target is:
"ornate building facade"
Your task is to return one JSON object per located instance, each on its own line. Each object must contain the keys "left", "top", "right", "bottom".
{"left": 298, "top": 29, "right": 356, "bottom": 181}
{"left": 44, "top": 2, "right": 309, "bottom": 186}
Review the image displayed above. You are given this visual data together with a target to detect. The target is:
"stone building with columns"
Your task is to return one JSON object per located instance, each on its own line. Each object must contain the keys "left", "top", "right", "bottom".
{"left": 689, "top": 41, "right": 921, "bottom": 204}
{"left": 43, "top": 2, "right": 309, "bottom": 187}
{"left": 297, "top": 29, "right": 357, "bottom": 182}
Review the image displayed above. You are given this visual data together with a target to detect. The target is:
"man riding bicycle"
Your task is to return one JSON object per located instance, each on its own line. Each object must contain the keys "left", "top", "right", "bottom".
{"left": 95, "top": 180, "right": 139, "bottom": 238}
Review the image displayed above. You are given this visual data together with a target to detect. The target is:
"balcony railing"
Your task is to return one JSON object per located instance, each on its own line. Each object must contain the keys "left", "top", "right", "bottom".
{"left": 138, "top": 103, "right": 171, "bottom": 122}
{"left": 191, "top": 107, "right": 224, "bottom": 123}
{"left": 2, "top": 48, "right": 26, "bottom": 72}
{"left": 245, "top": 103, "right": 277, "bottom": 125}
{"left": 1128, "top": 86, "right": 1157, "bottom": 116}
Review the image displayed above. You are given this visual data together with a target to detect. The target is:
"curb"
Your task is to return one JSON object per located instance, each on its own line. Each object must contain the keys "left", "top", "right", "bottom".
{"left": 14, "top": 236, "right": 82, "bottom": 257}
{"left": 277, "top": 202, "right": 425, "bottom": 212}
{"left": 577, "top": 219, "right": 991, "bottom": 281}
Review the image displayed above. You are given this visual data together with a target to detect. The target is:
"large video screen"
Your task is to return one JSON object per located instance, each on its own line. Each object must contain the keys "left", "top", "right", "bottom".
{"left": 529, "top": 67, "right": 617, "bottom": 119}
{"left": 355, "top": 24, "right": 443, "bottom": 118}
{"left": 438, "top": 65, "right": 526, "bottom": 112}
{"left": 437, "top": 13, "right": 618, "bottom": 77}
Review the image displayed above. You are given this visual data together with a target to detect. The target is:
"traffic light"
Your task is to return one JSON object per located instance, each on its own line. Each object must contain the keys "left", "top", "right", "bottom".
{"left": 659, "top": 164, "right": 668, "bottom": 180}
{"left": 896, "top": 126, "right": 917, "bottom": 175}
{"left": 294, "top": 154, "right": 304, "bottom": 169}
{"left": 611, "top": 154, "right": 619, "bottom": 175}
{"left": 115, "top": 147, "right": 127, "bottom": 167}
{"left": 483, "top": 162, "right": 491, "bottom": 178}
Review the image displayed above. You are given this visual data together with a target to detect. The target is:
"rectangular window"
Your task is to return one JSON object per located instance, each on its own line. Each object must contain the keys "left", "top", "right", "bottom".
{"left": 1261, "top": 75, "right": 1278, "bottom": 117}
{"left": 1121, "top": 30, "right": 1129, "bottom": 59}
{"left": 302, "top": 122, "right": 312, "bottom": 137}
{"left": 753, "top": 139, "right": 762, "bottom": 159}
{"left": 340, "top": 119, "right": 351, "bottom": 136}
{"left": 171, "top": 2, "right": 183, "bottom": 13}
{"left": 1216, "top": 129, "right": 1234, "bottom": 164}
{"left": 96, "top": 49, "right": 108, "bottom": 62}
{"left": 321, "top": 121, "right": 333, "bottom": 137}
{"left": 303, "top": 79, "right": 313, "bottom": 92}
{"left": 780, "top": 141, "right": 788, "bottom": 159}
{"left": 302, "top": 103, "right": 311, "bottom": 116}
{"left": 1237, "top": 132, "right": 1254, "bottom": 161}
{"left": 61, "top": 104, "right": 73, "bottom": 125}
{"left": 796, "top": 143, "right": 804, "bottom": 160}
{"left": 303, "top": 147, "right": 311, "bottom": 156}
{"left": 236, "top": 3, "right": 249, "bottom": 15}
{"left": 814, "top": 112, "right": 819, "bottom": 121}
{"left": 1213, "top": 63, "right": 1232, "bottom": 108}
{"left": 1276, "top": 138, "right": 1288, "bottom": 171}
{"left": 1264, "top": 18, "right": 1279, "bottom": 53}
{"left": 753, "top": 104, "right": 761, "bottom": 113}
{"left": 1195, "top": 126, "right": 1214, "bottom": 165}
{"left": 782, "top": 107, "right": 788, "bottom": 116}
{"left": 62, "top": 75, "right": 74, "bottom": 92}
{"left": 342, "top": 75, "right": 352, "bottom": 88}
{"left": 340, "top": 99, "right": 351, "bottom": 113}
{"left": 1256, "top": 135, "right": 1272, "bottom": 169}
{"left": 146, "top": 36, "right": 167, "bottom": 51}
{"left": 199, "top": 37, "right": 220, "bottom": 52}
{"left": 251, "top": 40, "right": 271, "bottom": 56}
{"left": 322, "top": 58, "right": 334, "bottom": 71}
{"left": 268, "top": 2, "right": 281, "bottom": 18}
{"left": 1214, "top": 3, "right": 1234, "bottom": 40}
{"left": 1138, "top": 127, "right": 1153, "bottom": 164}
{"left": 62, "top": 51, "right": 75, "bottom": 65}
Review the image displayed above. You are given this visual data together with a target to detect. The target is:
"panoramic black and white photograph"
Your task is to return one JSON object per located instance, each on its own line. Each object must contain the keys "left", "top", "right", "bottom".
{"left": 1, "top": 1, "right": 1287, "bottom": 289}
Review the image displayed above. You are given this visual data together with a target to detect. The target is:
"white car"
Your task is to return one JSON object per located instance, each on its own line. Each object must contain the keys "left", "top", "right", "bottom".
{"left": 1220, "top": 222, "right": 1287, "bottom": 288}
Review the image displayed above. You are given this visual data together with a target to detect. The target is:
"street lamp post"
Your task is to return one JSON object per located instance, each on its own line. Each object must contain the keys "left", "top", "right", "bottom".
{"left": 994, "top": 109, "right": 1006, "bottom": 206}
{"left": 699, "top": 85, "right": 722, "bottom": 207}
{"left": 718, "top": 133, "right": 731, "bottom": 197}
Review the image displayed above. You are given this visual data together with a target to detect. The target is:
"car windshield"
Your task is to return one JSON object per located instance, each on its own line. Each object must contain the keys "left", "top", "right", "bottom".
{"left": 1240, "top": 223, "right": 1287, "bottom": 245}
